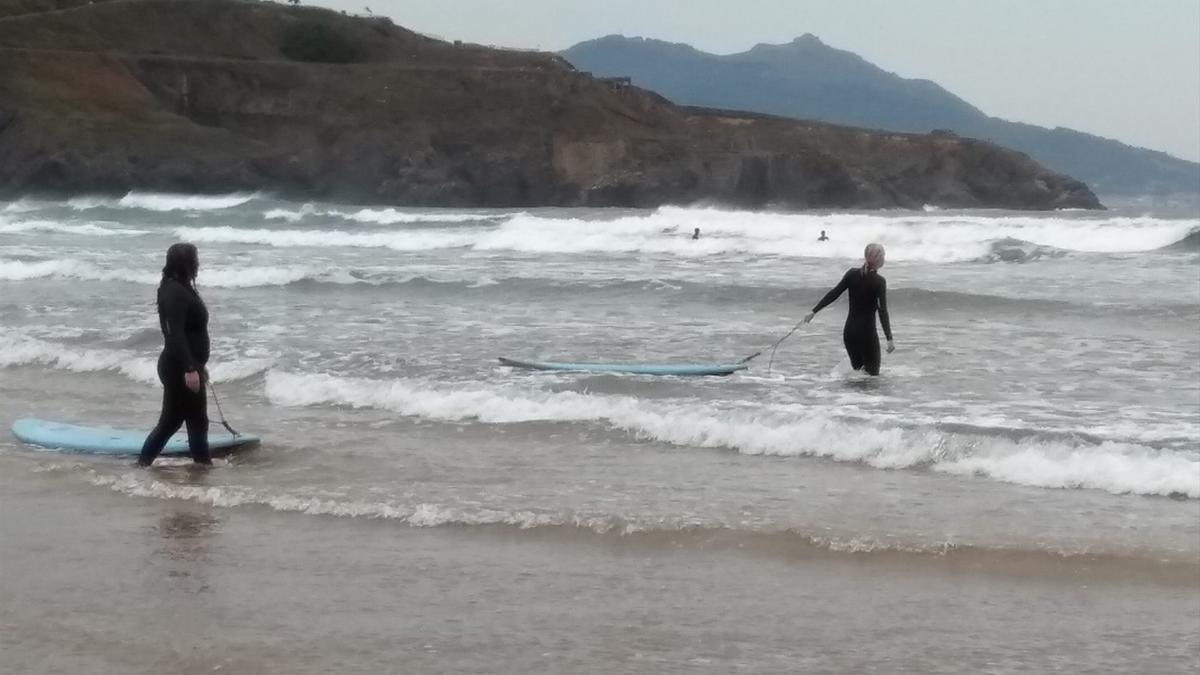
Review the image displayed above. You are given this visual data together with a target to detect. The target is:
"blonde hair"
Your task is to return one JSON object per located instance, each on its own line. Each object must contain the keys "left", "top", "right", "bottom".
{"left": 863, "top": 243, "right": 885, "bottom": 272}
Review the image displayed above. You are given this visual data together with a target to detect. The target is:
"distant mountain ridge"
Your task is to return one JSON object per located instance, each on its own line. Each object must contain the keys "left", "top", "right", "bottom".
{"left": 562, "top": 35, "right": 1200, "bottom": 196}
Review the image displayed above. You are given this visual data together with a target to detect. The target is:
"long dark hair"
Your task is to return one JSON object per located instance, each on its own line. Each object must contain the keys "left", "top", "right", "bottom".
{"left": 162, "top": 242, "right": 199, "bottom": 287}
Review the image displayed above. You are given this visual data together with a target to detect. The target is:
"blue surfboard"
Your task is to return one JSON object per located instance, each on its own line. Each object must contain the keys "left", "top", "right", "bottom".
{"left": 498, "top": 357, "right": 747, "bottom": 376}
{"left": 11, "top": 418, "right": 260, "bottom": 456}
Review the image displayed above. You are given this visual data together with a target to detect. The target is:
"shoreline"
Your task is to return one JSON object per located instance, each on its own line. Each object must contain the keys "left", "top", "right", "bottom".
{"left": 30, "top": 456, "right": 1200, "bottom": 586}
{"left": 3, "top": 464, "right": 1198, "bottom": 674}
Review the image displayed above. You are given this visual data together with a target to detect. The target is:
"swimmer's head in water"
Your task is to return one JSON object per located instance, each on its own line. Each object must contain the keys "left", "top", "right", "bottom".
{"left": 163, "top": 242, "right": 199, "bottom": 284}
{"left": 864, "top": 243, "right": 885, "bottom": 271}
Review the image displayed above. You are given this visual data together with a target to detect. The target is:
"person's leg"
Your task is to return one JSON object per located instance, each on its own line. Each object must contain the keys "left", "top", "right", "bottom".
{"left": 182, "top": 381, "right": 211, "bottom": 465}
{"left": 863, "top": 332, "right": 882, "bottom": 376}
{"left": 139, "top": 375, "right": 186, "bottom": 467}
{"left": 843, "top": 326, "right": 865, "bottom": 371}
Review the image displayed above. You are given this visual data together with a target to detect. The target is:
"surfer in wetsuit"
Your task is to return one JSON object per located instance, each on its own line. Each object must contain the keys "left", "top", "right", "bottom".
{"left": 818, "top": 230, "right": 829, "bottom": 242}
{"left": 802, "top": 243, "right": 894, "bottom": 376}
{"left": 139, "top": 243, "right": 211, "bottom": 466}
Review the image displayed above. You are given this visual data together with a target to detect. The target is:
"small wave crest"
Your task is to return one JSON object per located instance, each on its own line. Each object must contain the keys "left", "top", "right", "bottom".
{"left": 53, "top": 468, "right": 1197, "bottom": 573}
{"left": 175, "top": 225, "right": 481, "bottom": 251}
{"left": 0, "top": 332, "right": 272, "bottom": 384}
{"left": 264, "top": 204, "right": 321, "bottom": 222}
{"left": 0, "top": 334, "right": 160, "bottom": 384}
{"left": 264, "top": 371, "right": 1200, "bottom": 498}
{"left": 977, "top": 237, "right": 1068, "bottom": 263}
{"left": 171, "top": 205, "right": 1198, "bottom": 262}
{"left": 68, "top": 191, "right": 260, "bottom": 212}
{"left": 0, "top": 257, "right": 351, "bottom": 288}
{"left": 2, "top": 198, "right": 48, "bottom": 213}
{"left": 1160, "top": 226, "right": 1200, "bottom": 252}
{"left": 0, "top": 219, "right": 149, "bottom": 236}
{"left": 335, "top": 207, "right": 516, "bottom": 224}
{"left": 263, "top": 204, "right": 516, "bottom": 225}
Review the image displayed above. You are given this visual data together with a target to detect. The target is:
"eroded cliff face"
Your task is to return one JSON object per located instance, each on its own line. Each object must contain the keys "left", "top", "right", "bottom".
{"left": 0, "top": 0, "right": 1102, "bottom": 209}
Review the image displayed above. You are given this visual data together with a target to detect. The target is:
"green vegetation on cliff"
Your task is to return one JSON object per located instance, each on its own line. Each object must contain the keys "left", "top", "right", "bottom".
{"left": 282, "top": 21, "right": 364, "bottom": 63}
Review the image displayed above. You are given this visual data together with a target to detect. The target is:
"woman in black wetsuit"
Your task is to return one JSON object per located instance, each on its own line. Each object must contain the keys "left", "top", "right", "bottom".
{"left": 803, "top": 243, "right": 894, "bottom": 376}
{"left": 139, "top": 243, "right": 211, "bottom": 466}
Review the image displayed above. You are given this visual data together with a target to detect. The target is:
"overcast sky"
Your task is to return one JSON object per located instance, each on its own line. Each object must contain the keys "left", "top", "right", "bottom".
{"left": 316, "top": 0, "right": 1200, "bottom": 162}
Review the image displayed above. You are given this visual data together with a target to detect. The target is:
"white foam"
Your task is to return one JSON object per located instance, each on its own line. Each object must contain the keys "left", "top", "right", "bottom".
{"left": 0, "top": 219, "right": 148, "bottom": 236}
{"left": 0, "top": 333, "right": 159, "bottom": 384}
{"left": 264, "top": 371, "right": 1200, "bottom": 498}
{"left": 480, "top": 207, "right": 1199, "bottom": 261}
{"left": 197, "top": 266, "right": 349, "bottom": 289}
{"left": 2, "top": 198, "right": 47, "bottom": 213}
{"left": 938, "top": 444, "right": 1199, "bottom": 497}
{"left": 264, "top": 204, "right": 320, "bottom": 222}
{"left": 175, "top": 225, "right": 481, "bottom": 251}
{"left": 0, "top": 257, "right": 345, "bottom": 288}
{"left": 75, "top": 470, "right": 911, "bottom": 547}
{"left": 69, "top": 191, "right": 259, "bottom": 211}
{"left": 83, "top": 471, "right": 624, "bottom": 530}
{"left": 172, "top": 205, "right": 1198, "bottom": 262}
{"left": 0, "top": 258, "right": 159, "bottom": 284}
{"left": 68, "top": 470, "right": 1176, "bottom": 558}
{"left": 335, "top": 208, "right": 514, "bottom": 224}
{"left": 262, "top": 205, "right": 515, "bottom": 225}
{"left": 0, "top": 332, "right": 271, "bottom": 384}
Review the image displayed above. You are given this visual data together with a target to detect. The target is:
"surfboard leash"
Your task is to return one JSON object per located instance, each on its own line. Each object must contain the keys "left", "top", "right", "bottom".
{"left": 195, "top": 281, "right": 240, "bottom": 437}
{"left": 741, "top": 319, "right": 805, "bottom": 376}
{"left": 207, "top": 381, "right": 240, "bottom": 436}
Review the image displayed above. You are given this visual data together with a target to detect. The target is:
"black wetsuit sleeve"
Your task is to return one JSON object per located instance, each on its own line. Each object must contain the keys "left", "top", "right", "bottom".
{"left": 811, "top": 269, "right": 852, "bottom": 314}
{"left": 160, "top": 282, "right": 196, "bottom": 371}
{"left": 878, "top": 276, "right": 893, "bottom": 341}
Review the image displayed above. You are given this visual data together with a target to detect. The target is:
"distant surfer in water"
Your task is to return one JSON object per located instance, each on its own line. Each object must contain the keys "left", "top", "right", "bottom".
{"left": 139, "top": 243, "right": 211, "bottom": 466}
{"left": 818, "top": 230, "right": 828, "bottom": 242}
{"left": 692, "top": 227, "right": 701, "bottom": 240}
{"left": 803, "top": 243, "right": 894, "bottom": 376}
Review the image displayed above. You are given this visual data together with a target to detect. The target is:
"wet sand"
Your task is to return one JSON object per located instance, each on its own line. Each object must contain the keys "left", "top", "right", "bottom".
{"left": 3, "top": 464, "right": 1197, "bottom": 674}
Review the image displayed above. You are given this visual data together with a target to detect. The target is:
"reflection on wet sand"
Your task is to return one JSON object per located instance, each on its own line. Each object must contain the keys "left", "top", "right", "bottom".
{"left": 151, "top": 467, "right": 220, "bottom": 593}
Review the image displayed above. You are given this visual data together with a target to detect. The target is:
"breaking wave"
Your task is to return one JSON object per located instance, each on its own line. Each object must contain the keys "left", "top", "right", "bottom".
{"left": 2, "top": 198, "right": 49, "bottom": 213}
{"left": 1160, "top": 226, "right": 1200, "bottom": 252}
{"left": 264, "top": 204, "right": 518, "bottom": 224}
{"left": 263, "top": 371, "right": 1200, "bottom": 499}
{"left": 977, "top": 237, "right": 1069, "bottom": 263}
{"left": 0, "top": 258, "right": 351, "bottom": 288}
{"left": 0, "top": 219, "right": 148, "bottom": 236}
{"left": 68, "top": 191, "right": 260, "bottom": 212}
{"left": 0, "top": 332, "right": 271, "bottom": 384}
{"left": 175, "top": 225, "right": 483, "bottom": 250}
{"left": 174, "top": 206, "right": 1199, "bottom": 263}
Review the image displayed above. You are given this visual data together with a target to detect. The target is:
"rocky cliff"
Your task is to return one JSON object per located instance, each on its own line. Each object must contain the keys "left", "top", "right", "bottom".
{"left": 0, "top": 0, "right": 1103, "bottom": 209}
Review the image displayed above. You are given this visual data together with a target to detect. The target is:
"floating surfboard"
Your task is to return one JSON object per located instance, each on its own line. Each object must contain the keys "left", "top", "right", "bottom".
{"left": 11, "top": 418, "right": 260, "bottom": 456}
{"left": 498, "top": 357, "right": 747, "bottom": 377}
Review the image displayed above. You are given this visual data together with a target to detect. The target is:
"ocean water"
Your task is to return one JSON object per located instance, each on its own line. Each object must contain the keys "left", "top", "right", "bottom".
{"left": 1, "top": 193, "right": 1198, "bottom": 672}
